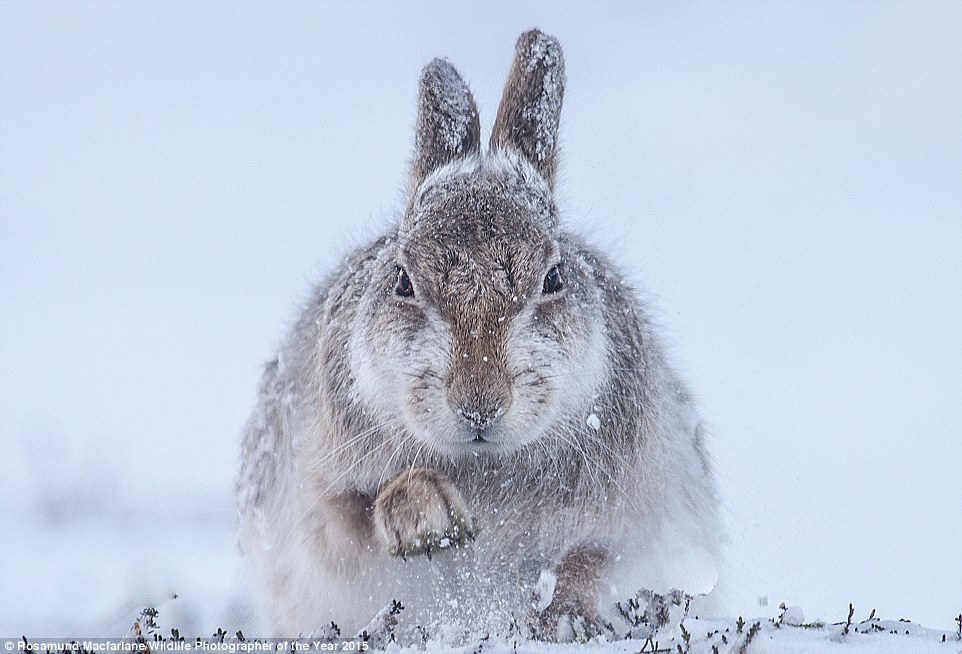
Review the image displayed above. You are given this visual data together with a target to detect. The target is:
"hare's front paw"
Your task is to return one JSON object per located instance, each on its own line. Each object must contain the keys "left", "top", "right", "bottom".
{"left": 373, "top": 467, "right": 475, "bottom": 558}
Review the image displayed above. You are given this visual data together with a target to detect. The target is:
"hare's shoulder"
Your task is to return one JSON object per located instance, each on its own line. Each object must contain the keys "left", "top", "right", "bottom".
{"left": 237, "top": 235, "right": 391, "bottom": 515}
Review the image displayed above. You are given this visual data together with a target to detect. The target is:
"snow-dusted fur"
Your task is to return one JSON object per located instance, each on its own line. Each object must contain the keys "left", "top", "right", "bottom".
{"left": 237, "top": 30, "right": 722, "bottom": 640}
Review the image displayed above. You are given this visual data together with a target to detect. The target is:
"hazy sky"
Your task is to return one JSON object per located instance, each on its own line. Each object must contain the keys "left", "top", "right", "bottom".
{"left": 1, "top": 0, "right": 960, "bottom": 634}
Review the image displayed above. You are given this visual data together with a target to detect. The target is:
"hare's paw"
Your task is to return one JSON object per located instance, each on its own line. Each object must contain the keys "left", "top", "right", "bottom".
{"left": 373, "top": 467, "right": 475, "bottom": 558}
{"left": 528, "top": 545, "right": 613, "bottom": 642}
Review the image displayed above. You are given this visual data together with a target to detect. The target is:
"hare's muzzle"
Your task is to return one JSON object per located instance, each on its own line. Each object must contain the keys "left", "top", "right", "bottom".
{"left": 446, "top": 362, "right": 513, "bottom": 435}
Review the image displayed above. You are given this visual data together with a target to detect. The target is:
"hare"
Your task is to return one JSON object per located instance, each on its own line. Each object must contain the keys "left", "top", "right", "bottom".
{"left": 237, "top": 29, "right": 722, "bottom": 641}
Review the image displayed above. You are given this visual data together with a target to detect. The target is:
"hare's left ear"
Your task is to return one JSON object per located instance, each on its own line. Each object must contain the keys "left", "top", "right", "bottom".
{"left": 490, "top": 30, "right": 565, "bottom": 190}
{"left": 409, "top": 58, "right": 481, "bottom": 194}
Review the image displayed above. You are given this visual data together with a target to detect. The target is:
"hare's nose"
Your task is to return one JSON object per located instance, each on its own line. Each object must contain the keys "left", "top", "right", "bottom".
{"left": 449, "top": 380, "right": 513, "bottom": 430}
{"left": 456, "top": 403, "right": 507, "bottom": 430}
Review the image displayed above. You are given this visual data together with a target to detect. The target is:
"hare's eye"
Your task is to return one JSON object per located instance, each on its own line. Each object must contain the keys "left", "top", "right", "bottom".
{"left": 542, "top": 265, "right": 563, "bottom": 294}
{"left": 395, "top": 267, "right": 415, "bottom": 298}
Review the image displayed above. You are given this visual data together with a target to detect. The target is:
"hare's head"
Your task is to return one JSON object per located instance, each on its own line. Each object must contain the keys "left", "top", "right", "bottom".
{"left": 349, "top": 31, "right": 608, "bottom": 457}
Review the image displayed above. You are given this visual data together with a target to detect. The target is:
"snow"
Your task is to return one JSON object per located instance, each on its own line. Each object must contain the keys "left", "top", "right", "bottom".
{"left": 779, "top": 606, "right": 806, "bottom": 628}
{"left": 586, "top": 413, "right": 601, "bottom": 430}
{"left": 1, "top": 0, "right": 960, "bottom": 650}
{"left": 533, "top": 570, "right": 558, "bottom": 613}
{"left": 421, "top": 58, "right": 476, "bottom": 155}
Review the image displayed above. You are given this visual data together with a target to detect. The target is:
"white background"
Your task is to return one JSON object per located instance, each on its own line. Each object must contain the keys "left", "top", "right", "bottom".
{"left": 1, "top": 0, "right": 960, "bottom": 636}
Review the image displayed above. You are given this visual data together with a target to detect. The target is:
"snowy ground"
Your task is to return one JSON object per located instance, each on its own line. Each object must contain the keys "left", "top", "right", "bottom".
{"left": 8, "top": 601, "right": 962, "bottom": 654}
{"left": 1, "top": 1, "right": 960, "bottom": 651}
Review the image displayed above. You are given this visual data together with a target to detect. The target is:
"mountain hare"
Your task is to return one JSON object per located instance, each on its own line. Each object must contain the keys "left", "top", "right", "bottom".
{"left": 237, "top": 29, "right": 722, "bottom": 641}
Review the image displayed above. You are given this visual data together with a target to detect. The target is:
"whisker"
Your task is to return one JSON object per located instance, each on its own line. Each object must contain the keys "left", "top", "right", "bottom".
{"left": 376, "top": 435, "right": 411, "bottom": 489}
{"left": 306, "top": 437, "right": 397, "bottom": 513}
{"left": 398, "top": 367, "right": 443, "bottom": 381}
{"left": 578, "top": 432, "right": 643, "bottom": 516}
{"left": 302, "top": 418, "right": 398, "bottom": 478}
{"left": 551, "top": 429, "right": 606, "bottom": 497}
{"left": 406, "top": 440, "right": 427, "bottom": 481}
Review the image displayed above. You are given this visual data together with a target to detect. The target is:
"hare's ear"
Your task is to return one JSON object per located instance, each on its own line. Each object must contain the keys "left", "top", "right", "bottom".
{"left": 489, "top": 30, "right": 565, "bottom": 190}
{"left": 409, "top": 58, "right": 481, "bottom": 193}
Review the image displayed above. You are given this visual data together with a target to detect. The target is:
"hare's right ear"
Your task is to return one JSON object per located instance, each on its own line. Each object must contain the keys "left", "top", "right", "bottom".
{"left": 408, "top": 58, "right": 481, "bottom": 195}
